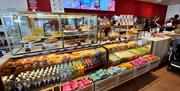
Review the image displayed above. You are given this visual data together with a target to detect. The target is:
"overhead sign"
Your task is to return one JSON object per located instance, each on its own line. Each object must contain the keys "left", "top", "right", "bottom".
{"left": 27, "top": 0, "right": 64, "bottom": 12}
{"left": 50, "top": 0, "right": 64, "bottom": 12}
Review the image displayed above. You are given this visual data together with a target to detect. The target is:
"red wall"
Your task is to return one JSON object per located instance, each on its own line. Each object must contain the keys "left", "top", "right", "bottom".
{"left": 65, "top": 0, "right": 167, "bottom": 24}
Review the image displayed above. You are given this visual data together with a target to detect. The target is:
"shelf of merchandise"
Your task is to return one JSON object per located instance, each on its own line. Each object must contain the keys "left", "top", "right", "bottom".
{"left": 0, "top": 45, "right": 108, "bottom": 91}
{"left": 94, "top": 58, "right": 160, "bottom": 91}
{"left": 23, "top": 56, "right": 160, "bottom": 91}
{"left": 45, "top": 42, "right": 157, "bottom": 91}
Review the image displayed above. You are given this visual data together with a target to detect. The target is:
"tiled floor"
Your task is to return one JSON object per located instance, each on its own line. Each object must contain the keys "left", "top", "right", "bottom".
{"left": 109, "top": 66, "right": 180, "bottom": 91}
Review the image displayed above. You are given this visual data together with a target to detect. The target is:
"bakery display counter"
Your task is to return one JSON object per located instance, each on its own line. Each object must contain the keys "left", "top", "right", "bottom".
{"left": 0, "top": 12, "right": 163, "bottom": 91}
{"left": 22, "top": 54, "right": 159, "bottom": 91}
{"left": 0, "top": 47, "right": 107, "bottom": 91}
{"left": 0, "top": 41, "right": 158, "bottom": 91}
{"left": 0, "top": 37, "right": 153, "bottom": 91}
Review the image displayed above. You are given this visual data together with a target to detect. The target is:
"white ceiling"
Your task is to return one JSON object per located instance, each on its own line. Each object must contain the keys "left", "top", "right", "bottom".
{"left": 138, "top": 0, "right": 180, "bottom": 5}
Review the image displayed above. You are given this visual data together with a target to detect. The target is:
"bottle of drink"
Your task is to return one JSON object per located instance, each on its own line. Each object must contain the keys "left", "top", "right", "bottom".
{"left": 32, "top": 77, "right": 38, "bottom": 89}
{"left": 15, "top": 78, "right": 23, "bottom": 91}
{"left": 36, "top": 76, "right": 42, "bottom": 88}
{"left": 55, "top": 68, "right": 61, "bottom": 82}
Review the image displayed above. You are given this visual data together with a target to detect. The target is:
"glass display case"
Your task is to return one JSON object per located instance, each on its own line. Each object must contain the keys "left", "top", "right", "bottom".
{"left": 98, "top": 15, "right": 140, "bottom": 45}
{"left": 0, "top": 15, "right": 9, "bottom": 57}
{"left": 61, "top": 14, "right": 98, "bottom": 48}
{"left": 1, "top": 12, "right": 99, "bottom": 57}
{"left": 98, "top": 16, "right": 120, "bottom": 44}
{"left": 1, "top": 11, "right": 63, "bottom": 57}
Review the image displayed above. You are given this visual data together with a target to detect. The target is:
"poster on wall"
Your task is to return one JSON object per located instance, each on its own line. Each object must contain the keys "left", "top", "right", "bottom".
{"left": 80, "top": 0, "right": 100, "bottom": 10}
{"left": 50, "top": 0, "right": 64, "bottom": 12}
{"left": 100, "top": 0, "right": 115, "bottom": 11}
{"left": 63, "top": 0, "right": 80, "bottom": 9}
{"left": 27, "top": 0, "right": 64, "bottom": 12}
{"left": 0, "top": 0, "right": 28, "bottom": 11}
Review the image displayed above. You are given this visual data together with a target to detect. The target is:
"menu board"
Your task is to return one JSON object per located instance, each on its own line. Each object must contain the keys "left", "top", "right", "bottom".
{"left": 100, "top": 0, "right": 115, "bottom": 11}
{"left": 80, "top": 0, "right": 100, "bottom": 10}
{"left": 63, "top": 0, "right": 80, "bottom": 9}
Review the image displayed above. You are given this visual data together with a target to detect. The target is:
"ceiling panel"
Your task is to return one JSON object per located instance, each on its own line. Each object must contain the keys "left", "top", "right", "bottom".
{"left": 138, "top": 0, "right": 180, "bottom": 5}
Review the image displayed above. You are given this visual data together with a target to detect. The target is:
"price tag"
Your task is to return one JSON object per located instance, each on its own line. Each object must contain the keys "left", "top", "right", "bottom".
{"left": 77, "top": 46, "right": 82, "bottom": 49}
{"left": 59, "top": 49, "right": 64, "bottom": 52}
{"left": 84, "top": 45, "right": 90, "bottom": 48}
{"left": 42, "top": 51, "right": 49, "bottom": 55}
{"left": 51, "top": 50, "right": 57, "bottom": 52}
{"left": 67, "top": 47, "right": 75, "bottom": 50}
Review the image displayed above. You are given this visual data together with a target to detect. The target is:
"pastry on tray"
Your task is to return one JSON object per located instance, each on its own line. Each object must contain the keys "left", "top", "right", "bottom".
{"left": 45, "top": 38, "right": 58, "bottom": 44}
{"left": 23, "top": 35, "right": 39, "bottom": 42}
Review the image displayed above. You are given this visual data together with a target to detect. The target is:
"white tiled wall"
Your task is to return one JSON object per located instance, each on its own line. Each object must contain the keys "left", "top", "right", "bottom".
{"left": 166, "top": 4, "right": 180, "bottom": 21}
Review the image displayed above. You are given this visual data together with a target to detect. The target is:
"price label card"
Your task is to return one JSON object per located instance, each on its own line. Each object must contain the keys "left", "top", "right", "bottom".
{"left": 84, "top": 45, "right": 90, "bottom": 48}
{"left": 59, "top": 49, "right": 64, "bottom": 52}
{"left": 67, "top": 47, "right": 75, "bottom": 50}
{"left": 42, "top": 51, "right": 49, "bottom": 55}
{"left": 77, "top": 46, "right": 82, "bottom": 49}
{"left": 50, "top": 50, "right": 57, "bottom": 52}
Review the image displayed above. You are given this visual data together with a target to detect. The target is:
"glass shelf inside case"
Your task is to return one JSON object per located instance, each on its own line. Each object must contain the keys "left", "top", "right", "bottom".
{"left": 1, "top": 12, "right": 63, "bottom": 56}
{"left": 61, "top": 14, "right": 98, "bottom": 48}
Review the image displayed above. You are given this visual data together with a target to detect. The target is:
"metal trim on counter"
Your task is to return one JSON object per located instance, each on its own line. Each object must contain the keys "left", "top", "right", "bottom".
{"left": 0, "top": 52, "right": 11, "bottom": 67}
